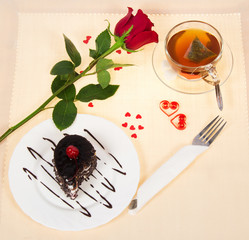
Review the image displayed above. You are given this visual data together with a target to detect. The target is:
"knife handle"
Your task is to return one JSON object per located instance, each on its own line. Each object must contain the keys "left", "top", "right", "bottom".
{"left": 129, "top": 145, "right": 208, "bottom": 214}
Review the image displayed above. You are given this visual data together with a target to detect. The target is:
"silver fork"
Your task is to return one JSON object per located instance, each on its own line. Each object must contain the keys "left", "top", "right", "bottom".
{"left": 129, "top": 116, "right": 227, "bottom": 214}
{"left": 192, "top": 115, "right": 227, "bottom": 146}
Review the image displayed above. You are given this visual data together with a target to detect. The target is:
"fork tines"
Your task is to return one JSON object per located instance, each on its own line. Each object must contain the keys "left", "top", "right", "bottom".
{"left": 198, "top": 115, "right": 227, "bottom": 145}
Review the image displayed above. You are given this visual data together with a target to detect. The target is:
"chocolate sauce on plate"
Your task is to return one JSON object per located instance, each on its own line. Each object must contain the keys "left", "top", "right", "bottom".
{"left": 22, "top": 129, "right": 127, "bottom": 218}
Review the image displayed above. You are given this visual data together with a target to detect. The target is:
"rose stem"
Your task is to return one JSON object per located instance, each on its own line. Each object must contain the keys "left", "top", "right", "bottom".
{"left": 0, "top": 41, "right": 124, "bottom": 143}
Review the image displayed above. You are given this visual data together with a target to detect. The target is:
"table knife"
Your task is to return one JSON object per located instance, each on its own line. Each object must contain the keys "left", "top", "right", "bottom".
{"left": 128, "top": 145, "right": 208, "bottom": 214}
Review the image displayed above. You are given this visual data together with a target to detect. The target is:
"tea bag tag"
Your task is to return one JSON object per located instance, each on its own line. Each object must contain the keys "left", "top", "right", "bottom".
{"left": 184, "top": 36, "right": 217, "bottom": 63}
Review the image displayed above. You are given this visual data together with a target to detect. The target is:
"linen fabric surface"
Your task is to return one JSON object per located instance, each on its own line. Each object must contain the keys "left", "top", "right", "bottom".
{"left": 0, "top": 13, "right": 248, "bottom": 240}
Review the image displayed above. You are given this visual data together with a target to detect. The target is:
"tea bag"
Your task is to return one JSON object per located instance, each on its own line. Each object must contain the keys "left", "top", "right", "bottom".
{"left": 184, "top": 36, "right": 217, "bottom": 63}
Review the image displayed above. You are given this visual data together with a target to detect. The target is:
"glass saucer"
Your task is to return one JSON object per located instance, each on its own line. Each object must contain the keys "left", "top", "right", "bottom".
{"left": 152, "top": 40, "right": 233, "bottom": 94}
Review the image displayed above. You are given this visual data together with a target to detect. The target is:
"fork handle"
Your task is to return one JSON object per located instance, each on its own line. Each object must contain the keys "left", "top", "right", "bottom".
{"left": 129, "top": 145, "right": 208, "bottom": 214}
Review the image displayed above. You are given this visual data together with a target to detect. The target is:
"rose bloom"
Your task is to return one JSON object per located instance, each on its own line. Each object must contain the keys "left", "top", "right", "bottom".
{"left": 114, "top": 7, "right": 159, "bottom": 50}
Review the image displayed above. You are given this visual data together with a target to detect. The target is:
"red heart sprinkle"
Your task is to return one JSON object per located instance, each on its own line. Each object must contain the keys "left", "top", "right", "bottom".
{"left": 160, "top": 100, "right": 179, "bottom": 117}
{"left": 114, "top": 67, "right": 123, "bottom": 71}
{"left": 130, "top": 125, "right": 135, "bottom": 130}
{"left": 88, "top": 102, "right": 94, "bottom": 107}
{"left": 136, "top": 114, "right": 142, "bottom": 119}
{"left": 170, "top": 114, "right": 187, "bottom": 130}
{"left": 122, "top": 122, "right": 128, "bottom": 128}
{"left": 116, "top": 50, "right": 122, "bottom": 54}
{"left": 83, "top": 36, "right": 91, "bottom": 44}
{"left": 138, "top": 125, "right": 144, "bottom": 130}
{"left": 125, "top": 112, "right": 131, "bottom": 117}
{"left": 131, "top": 133, "right": 137, "bottom": 138}
{"left": 127, "top": 51, "right": 132, "bottom": 54}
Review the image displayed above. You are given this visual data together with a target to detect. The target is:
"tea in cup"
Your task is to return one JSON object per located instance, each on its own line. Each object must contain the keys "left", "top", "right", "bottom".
{"left": 165, "top": 20, "right": 223, "bottom": 81}
{"left": 165, "top": 20, "right": 225, "bottom": 110}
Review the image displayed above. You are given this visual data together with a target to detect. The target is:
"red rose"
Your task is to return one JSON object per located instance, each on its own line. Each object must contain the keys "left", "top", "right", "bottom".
{"left": 114, "top": 7, "right": 159, "bottom": 50}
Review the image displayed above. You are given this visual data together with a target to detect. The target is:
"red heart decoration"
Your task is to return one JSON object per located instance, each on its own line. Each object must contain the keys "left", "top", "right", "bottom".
{"left": 114, "top": 67, "right": 123, "bottom": 71}
{"left": 116, "top": 50, "right": 122, "bottom": 54}
{"left": 170, "top": 114, "right": 187, "bottom": 130}
{"left": 122, "top": 122, "right": 128, "bottom": 128}
{"left": 160, "top": 100, "right": 179, "bottom": 117}
{"left": 88, "top": 102, "right": 94, "bottom": 107}
{"left": 131, "top": 133, "right": 137, "bottom": 138}
{"left": 125, "top": 112, "right": 131, "bottom": 117}
{"left": 83, "top": 36, "right": 91, "bottom": 44}
{"left": 136, "top": 114, "right": 142, "bottom": 119}
{"left": 130, "top": 125, "right": 135, "bottom": 130}
{"left": 138, "top": 125, "right": 144, "bottom": 130}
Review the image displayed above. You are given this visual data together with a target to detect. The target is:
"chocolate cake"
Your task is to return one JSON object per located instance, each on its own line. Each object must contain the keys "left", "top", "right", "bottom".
{"left": 53, "top": 134, "right": 97, "bottom": 199}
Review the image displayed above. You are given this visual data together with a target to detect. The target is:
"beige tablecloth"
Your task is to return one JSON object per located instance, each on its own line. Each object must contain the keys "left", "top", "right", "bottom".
{"left": 0, "top": 13, "right": 248, "bottom": 240}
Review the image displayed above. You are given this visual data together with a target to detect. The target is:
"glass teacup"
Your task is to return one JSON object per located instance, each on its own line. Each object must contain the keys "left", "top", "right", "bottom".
{"left": 165, "top": 20, "right": 223, "bottom": 84}
{"left": 165, "top": 20, "right": 226, "bottom": 110}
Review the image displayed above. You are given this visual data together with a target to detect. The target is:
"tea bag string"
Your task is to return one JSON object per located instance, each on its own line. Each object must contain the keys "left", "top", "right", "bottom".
{"left": 189, "top": 66, "right": 202, "bottom": 77}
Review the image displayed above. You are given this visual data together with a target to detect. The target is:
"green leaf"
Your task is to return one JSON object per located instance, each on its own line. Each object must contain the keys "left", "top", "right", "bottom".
{"left": 89, "top": 49, "right": 98, "bottom": 59}
{"left": 50, "top": 60, "right": 75, "bottom": 75}
{"left": 52, "top": 100, "right": 77, "bottom": 131}
{"left": 110, "top": 63, "right": 134, "bottom": 68}
{"left": 96, "top": 58, "right": 114, "bottom": 71}
{"left": 89, "top": 29, "right": 111, "bottom": 59}
{"left": 59, "top": 74, "right": 70, "bottom": 81}
{"left": 76, "top": 84, "right": 119, "bottom": 102}
{"left": 96, "top": 58, "right": 134, "bottom": 71}
{"left": 96, "top": 59, "right": 111, "bottom": 88}
{"left": 63, "top": 34, "right": 81, "bottom": 67}
{"left": 97, "top": 70, "right": 110, "bottom": 89}
{"left": 51, "top": 76, "right": 76, "bottom": 101}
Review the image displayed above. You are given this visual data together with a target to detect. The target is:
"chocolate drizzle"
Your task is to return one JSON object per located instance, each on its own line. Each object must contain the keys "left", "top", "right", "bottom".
{"left": 102, "top": 177, "right": 115, "bottom": 192}
{"left": 22, "top": 128, "right": 127, "bottom": 219}
{"left": 84, "top": 129, "right": 126, "bottom": 176}
{"left": 79, "top": 187, "right": 98, "bottom": 202}
{"left": 43, "top": 137, "right": 56, "bottom": 150}
{"left": 23, "top": 168, "right": 37, "bottom": 180}
{"left": 41, "top": 165, "right": 58, "bottom": 184}
{"left": 40, "top": 181, "right": 75, "bottom": 209}
{"left": 84, "top": 129, "right": 105, "bottom": 150}
{"left": 27, "top": 147, "right": 53, "bottom": 167}
{"left": 96, "top": 190, "right": 112, "bottom": 208}
{"left": 112, "top": 168, "right": 127, "bottom": 175}
{"left": 76, "top": 201, "right": 91, "bottom": 217}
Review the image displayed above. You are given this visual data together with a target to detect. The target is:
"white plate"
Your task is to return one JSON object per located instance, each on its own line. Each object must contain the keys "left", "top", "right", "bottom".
{"left": 9, "top": 114, "right": 140, "bottom": 231}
